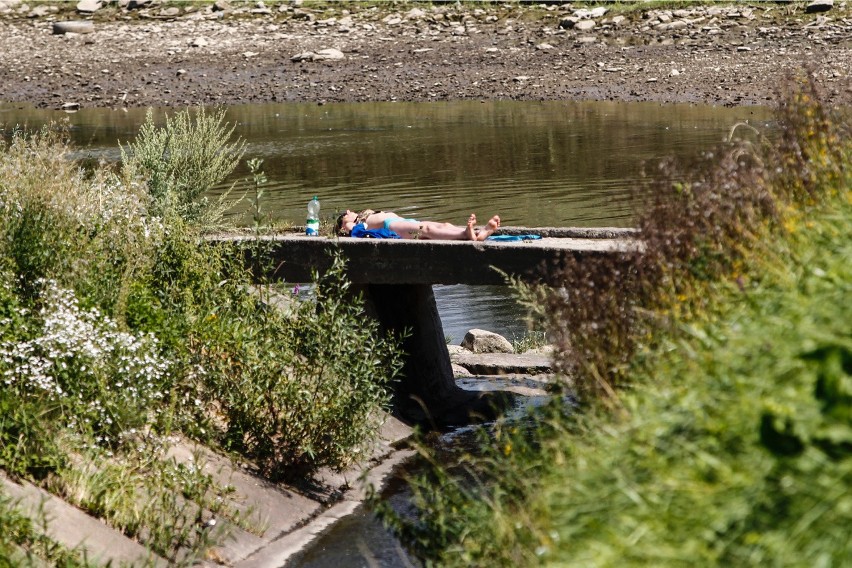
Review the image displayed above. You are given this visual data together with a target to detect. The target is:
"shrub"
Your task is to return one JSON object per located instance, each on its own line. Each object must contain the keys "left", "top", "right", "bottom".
{"left": 198, "top": 253, "right": 404, "bottom": 480}
{"left": 380, "top": 72, "right": 852, "bottom": 566}
{"left": 1, "top": 280, "right": 172, "bottom": 446}
{"left": 120, "top": 107, "right": 245, "bottom": 228}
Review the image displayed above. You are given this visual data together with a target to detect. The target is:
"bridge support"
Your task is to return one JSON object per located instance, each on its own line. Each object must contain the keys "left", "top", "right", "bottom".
{"left": 355, "top": 283, "right": 511, "bottom": 427}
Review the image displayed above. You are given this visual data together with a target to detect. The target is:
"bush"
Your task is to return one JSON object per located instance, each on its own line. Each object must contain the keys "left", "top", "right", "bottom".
{"left": 198, "top": 254, "right": 403, "bottom": 479}
{"left": 120, "top": 107, "right": 245, "bottom": 228}
{"left": 1, "top": 109, "right": 405, "bottom": 561}
{"left": 381, "top": 73, "right": 852, "bottom": 566}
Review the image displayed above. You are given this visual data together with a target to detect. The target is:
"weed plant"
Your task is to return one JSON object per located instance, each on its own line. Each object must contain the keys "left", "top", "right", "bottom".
{"left": 377, "top": 73, "right": 852, "bottom": 566}
{"left": 1, "top": 109, "right": 403, "bottom": 561}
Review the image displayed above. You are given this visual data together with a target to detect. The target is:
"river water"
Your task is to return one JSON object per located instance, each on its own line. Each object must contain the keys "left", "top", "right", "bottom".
{"left": 0, "top": 100, "right": 771, "bottom": 343}
{"left": 1, "top": 100, "right": 771, "bottom": 566}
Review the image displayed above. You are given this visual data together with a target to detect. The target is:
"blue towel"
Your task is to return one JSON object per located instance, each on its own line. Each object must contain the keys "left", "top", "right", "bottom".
{"left": 486, "top": 234, "right": 542, "bottom": 242}
{"left": 350, "top": 223, "right": 401, "bottom": 239}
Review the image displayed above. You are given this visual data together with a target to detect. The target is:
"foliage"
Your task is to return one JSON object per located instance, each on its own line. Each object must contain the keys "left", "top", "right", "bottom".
{"left": 380, "top": 73, "right": 852, "bottom": 566}
{"left": 120, "top": 107, "right": 245, "bottom": 228}
{"left": 1, "top": 111, "right": 403, "bottom": 560}
{"left": 198, "top": 254, "right": 403, "bottom": 480}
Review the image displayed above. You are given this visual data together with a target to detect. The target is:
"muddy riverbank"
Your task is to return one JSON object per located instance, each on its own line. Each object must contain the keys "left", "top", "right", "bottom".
{"left": 1, "top": 1, "right": 850, "bottom": 111}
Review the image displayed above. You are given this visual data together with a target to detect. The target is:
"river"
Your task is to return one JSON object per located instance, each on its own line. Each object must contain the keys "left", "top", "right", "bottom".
{"left": 0, "top": 99, "right": 771, "bottom": 343}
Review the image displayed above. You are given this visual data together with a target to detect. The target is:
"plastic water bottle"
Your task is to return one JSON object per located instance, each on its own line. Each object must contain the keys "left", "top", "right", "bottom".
{"left": 306, "top": 196, "right": 320, "bottom": 236}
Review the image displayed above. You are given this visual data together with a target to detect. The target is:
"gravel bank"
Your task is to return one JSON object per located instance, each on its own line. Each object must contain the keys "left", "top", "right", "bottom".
{"left": 0, "top": 0, "right": 850, "bottom": 111}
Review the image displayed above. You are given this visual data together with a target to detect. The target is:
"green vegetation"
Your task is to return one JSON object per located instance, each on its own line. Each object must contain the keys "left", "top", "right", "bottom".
{"left": 0, "top": 109, "right": 402, "bottom": 562}
{"left": 377, "top": 75, "right": 851, "bottom": 566}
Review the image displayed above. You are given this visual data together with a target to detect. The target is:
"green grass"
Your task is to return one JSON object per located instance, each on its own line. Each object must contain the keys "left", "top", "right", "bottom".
{"left": 377, "top": 76, "right": 852, "bottom": 567}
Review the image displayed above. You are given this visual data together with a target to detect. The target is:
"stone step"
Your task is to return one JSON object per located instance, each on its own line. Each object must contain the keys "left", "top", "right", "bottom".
{"left": 167, "top": 413, "right": 414, "bottom": 565}
{"left": 1, "top": 474, "right": 166, "bottom": 567}
{"left": 451, "top": 351, "right": 553, "bottom": 376}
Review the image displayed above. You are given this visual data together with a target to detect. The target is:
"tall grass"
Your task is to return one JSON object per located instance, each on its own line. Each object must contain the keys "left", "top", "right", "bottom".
{"left": 378, "top": 73, "right": 852, "bottom": 566}
{"left": 1, "top": 108, "right": 403, "bottom": 561}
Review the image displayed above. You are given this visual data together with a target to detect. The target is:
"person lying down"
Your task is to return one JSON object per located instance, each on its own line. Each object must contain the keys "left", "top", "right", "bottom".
{"left": 334, "top": 209, "right": 501, "bottom": 241}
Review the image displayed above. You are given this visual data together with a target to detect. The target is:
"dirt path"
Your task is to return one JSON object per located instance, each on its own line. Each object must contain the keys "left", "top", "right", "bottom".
{"left": 1, "top": 1, "right": 850, "bottom": 111}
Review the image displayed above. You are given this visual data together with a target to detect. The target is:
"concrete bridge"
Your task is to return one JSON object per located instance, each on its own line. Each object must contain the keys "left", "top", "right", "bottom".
{"left": 212, "top": 227, "right": 639, "bottom": 427}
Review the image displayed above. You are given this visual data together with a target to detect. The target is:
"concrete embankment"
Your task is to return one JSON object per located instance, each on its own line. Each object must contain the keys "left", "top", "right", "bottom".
{"left": 2, "top": 343, "right": 550, "bottom": 566}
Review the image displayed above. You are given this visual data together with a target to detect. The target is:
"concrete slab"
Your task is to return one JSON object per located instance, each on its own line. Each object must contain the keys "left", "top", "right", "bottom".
{"left": 210, "top": 226, "right": 640, "bottom": 285}
{"left": 456, "top": 374, "right": 552, "bottom": 397}
{"left": 166, "top": 413, "right": 413, "bottom": 566}
{"left": 234, "top": 449, "right": 417, "bottom": 568}
{"left": 166, "top": 441, "right": 323, "bottom": 564}
{"left": 1, "top": 475, "right": 166, "bottom": 567}
{"left": 451, "top": 351, "right": 553, "bottom": 375}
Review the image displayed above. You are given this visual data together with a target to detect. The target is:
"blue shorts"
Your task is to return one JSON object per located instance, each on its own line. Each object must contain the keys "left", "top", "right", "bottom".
{"left": 383, "top": 217, "right": 418, "bottom": 231}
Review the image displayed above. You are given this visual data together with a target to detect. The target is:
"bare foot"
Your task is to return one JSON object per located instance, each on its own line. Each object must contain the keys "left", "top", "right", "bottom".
{"left": 476, "top": 215, "right": 500, "bottom": 241}
{"left": 465, "top": 213, "right": 477, "bottom": 240}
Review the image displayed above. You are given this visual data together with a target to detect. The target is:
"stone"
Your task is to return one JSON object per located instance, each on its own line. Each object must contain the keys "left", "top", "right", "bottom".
{"left": 315, "top": 48, "right": 344, "bottom": 60}
{"left": 805, "top": 0, "right": 833, "bottom": 13}
{"left": 461, "top": 329, "right": 514, "bottom": 354}
{"left": 291, "top": 48, "right": 345, "bottom": 62}
{"left": 126, "top": 0, "right": 152, "bottom": 9}
{"left": 160, "top": 7, "right": 179, "bottom": 17}
{"left": 452, "top": 363, "right": 473, "bottom": 377}
{"left": 575, "top": 20, "right": 596, "bottom": 32}
{"left": 213, "top": 0, "right": 230, "bottom": 10}
{"left": 27, "top": 4, "right": 49, "bottom": 17}
{"left": 559, "top": 16, "right": 580, "bottom": 29}
{"left": 76, "top": 0, "right": 101, "bottom": 13}
{"left": 53, "top": 20, "right": 94, "bottom": 34}
{"left": 535, "top": 43, "right": 554, "bottom": 50}
{"left": 0, "top": 0, "right": 22, "bottom": 12}
{"left": 190, "top": 36, "right": 208, "bottom": 47}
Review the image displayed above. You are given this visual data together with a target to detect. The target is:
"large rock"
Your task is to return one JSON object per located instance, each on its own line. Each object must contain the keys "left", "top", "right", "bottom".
{"left": 461, "top": 329, "right": 514, "bottom": 354}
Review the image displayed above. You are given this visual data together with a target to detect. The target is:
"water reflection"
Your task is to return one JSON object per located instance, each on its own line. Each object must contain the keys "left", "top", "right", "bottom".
{"left": 0, "top": 100, "right": 772, "bottom": 228}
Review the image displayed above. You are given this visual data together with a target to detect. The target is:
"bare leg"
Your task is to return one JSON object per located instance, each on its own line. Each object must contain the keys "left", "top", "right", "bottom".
{"left": 465, "top": 214, "right": 477, "bottom": 240}
{"left": 475, "top": 215, "right": 500, "bottom": 241}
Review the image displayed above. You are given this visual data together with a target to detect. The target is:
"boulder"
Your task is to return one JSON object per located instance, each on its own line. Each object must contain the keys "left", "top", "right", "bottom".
{"left": 460, "top": 329, "right": 514, "bottom": 354}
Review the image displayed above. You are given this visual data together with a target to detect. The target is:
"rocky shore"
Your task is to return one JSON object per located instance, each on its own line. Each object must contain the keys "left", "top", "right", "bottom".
{"left": 0, "top": 0, "right": 850, "bottom": 111}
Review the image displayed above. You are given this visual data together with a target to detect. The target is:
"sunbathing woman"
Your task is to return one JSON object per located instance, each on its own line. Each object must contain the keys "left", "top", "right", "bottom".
{"left": 335, "top": 209, "right": 501, "bottom": 241}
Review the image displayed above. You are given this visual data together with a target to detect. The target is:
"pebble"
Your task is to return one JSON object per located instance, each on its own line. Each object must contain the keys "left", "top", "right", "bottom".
{"left": 76, "top": 0, "right": 101, "bottom": 14}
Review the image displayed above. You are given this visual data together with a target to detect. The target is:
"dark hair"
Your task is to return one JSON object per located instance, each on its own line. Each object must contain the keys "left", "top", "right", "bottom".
{"left": 335, "top": 212, "right": 348, "bottom": 236}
